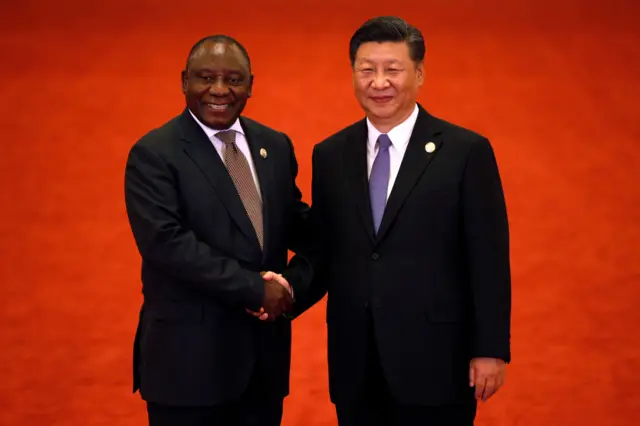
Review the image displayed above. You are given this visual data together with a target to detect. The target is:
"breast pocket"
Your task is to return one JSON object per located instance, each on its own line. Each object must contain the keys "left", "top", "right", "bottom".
{"left": 413, "top": 185, "right": 458, "bottom": 209}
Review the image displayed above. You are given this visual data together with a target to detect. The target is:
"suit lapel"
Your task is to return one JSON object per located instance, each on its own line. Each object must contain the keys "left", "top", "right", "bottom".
{"left": 375, "top": 106, "right": 444, "bottom": 244}
{"left": 178, "top": 110, "right": 259, "bottom": 247}
{"left": 343, "top": 119, "right": 376, "bottom": 245}
{"left": 240, "top": 117, "right": 276, "bottom": 256}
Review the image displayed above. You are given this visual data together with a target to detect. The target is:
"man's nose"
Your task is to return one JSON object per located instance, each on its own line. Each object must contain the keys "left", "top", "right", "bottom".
{"left": 371, "top": 70, "right": 390, "bottom": 89}
{"left": 209, "top": 79, "right": 229, "bottom": 95}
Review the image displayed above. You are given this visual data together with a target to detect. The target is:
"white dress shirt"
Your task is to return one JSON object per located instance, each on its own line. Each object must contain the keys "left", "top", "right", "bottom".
{"left": 189, "top": 110, "right": 262, "bottom": 197}
{"left": 366, "top": 103, "right": 419, "bottom": 200}
{"left": 190, "top": 111, "right": 295, "bottom": 298}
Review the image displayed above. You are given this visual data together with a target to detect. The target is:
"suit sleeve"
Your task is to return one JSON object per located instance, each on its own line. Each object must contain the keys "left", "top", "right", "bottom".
{"left": 124, "top": 142, "right": 264, "bottom": 312}
{"left": 283, "top": 144, "right": 329, "bottom": 316}
{"left": 462, "top": 137, "right": 512, "bottom": 363}
{"left": 282, "top": 132, "right": 310, "bottom": 254}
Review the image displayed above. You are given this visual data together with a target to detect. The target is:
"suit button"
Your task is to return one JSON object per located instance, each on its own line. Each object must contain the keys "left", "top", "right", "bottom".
{"left": 371, "top": 253, "right": 379, "bottom": 260}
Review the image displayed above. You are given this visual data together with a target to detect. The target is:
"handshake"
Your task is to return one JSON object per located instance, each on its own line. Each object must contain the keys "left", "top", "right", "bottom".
{"left": 246, "top": 271, "right": 293, "bottom": 321}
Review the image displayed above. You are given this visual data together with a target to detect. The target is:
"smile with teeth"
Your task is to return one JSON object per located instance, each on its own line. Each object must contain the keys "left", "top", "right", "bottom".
{"left": 207, "top": 103, "right": 230, "bottom": 111}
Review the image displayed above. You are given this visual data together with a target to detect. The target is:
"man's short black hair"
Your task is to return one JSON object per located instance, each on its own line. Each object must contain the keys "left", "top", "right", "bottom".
{"left": 185, "top": 34, "right": 252, "bottom": 72}
{"left": 349, "top": 16, "right": 425, "bottom": 66}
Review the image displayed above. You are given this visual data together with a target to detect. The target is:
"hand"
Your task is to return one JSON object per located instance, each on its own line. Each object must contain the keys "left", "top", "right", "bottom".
{"left": 262, "top": 272, "right": 293, "bottom": 320}
{"left": 469, "top": 357, "right": 506, "bottom": 402}
{"left": 262, "top": 271, "right": 292, "bottom": 296}
{"left": 245, "top": 272, "right": 272, "bottom": 320}
{"left": 245, "top": 306, "right": 269, "bottom": 321}
{"left": 246, "top": 271, "right": 292, "bottom": 321}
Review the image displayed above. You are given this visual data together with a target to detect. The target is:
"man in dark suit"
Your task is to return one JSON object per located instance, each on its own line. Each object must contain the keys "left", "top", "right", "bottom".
{"left": 124, "top": 34, "right": 308, "bottom": 426}
{"left": 281, "top": 16, "right": 512, "bottom": 426}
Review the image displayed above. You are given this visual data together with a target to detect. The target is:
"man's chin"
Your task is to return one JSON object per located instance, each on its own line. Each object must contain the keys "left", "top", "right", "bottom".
{"left": 200, "top": 110, "right": 239, "bottom": 130}
{"left": 367, "top": 108, "right": 397, "bottom": 121}
{"left": 364, "top": 102, "right": 397, "bottom": 117}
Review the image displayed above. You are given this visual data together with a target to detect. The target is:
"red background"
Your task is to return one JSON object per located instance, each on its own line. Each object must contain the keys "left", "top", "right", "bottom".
{"left": 1, "top": 0, "right": 639, "bottom": 424}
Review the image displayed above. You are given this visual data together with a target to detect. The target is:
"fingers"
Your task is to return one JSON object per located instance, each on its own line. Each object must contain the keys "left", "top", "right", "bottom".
{"left": 271, "top": 273, "right": 289, "bottom": 286}
{"left": 262, "top": 271, "right": 289, "bottom": 285}
{"left": 259, "top": 272, "right": 294, "bottom": 320}
{"left": 497, "top": 371, "right": 505, "bottom": 389}
{"left": 245, "top": 307, "right": 264, "bottom": 317}
{"left": 281, "top": 293, "right": 293, "bottom": 313}
{"left": 482, "top": 376, "right": 496, "bottom": 402}
{"left": 246, "top": 307, "right": 271, "bottom": 321}
{"left": 469, "top": 364, "right": 475, "bottom": 387}
{"left": 474, "top": 377, "right": 486, "bottom": 400}
{"left": 263, "top": 271, "right": 291, "bottom": 292}
{"left": 262, "top": 271, "right": 276, "bottom": 280}
{"left": 469, "top": 359, "right": 506, "bottom": 402}
{"left": 492, "top": 372, "right": 504, "bottom": 396}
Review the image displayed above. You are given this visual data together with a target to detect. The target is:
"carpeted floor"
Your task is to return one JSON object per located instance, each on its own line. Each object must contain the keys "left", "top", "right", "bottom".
{"left": 1, "top": 0, "right": 639, "bottom": 425}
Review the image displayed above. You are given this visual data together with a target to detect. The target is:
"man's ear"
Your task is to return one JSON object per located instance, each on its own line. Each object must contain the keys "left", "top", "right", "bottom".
{"left": 181, "top": 70, "right": 188, "bottom": 94}
{"left": 247, "top": 74, "right": 254, "bottom": 98}
{"left": 416, "top": 61, "right": 425, "bottom": 86}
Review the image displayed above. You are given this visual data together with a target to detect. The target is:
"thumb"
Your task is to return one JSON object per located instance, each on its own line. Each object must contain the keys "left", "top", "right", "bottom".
{"left": 469, "top": 363, "right": 476, "bottom": 387}
{"left": 262, "top": 271, "right": 275, "bottom": 280}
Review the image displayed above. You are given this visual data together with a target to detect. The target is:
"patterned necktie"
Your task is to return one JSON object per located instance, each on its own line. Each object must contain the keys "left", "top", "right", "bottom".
{"left": 216, "top": 130, "right": 264, "bottom": 249}
{"left": 369, "top": 134, "right": 392, "bottom": 234}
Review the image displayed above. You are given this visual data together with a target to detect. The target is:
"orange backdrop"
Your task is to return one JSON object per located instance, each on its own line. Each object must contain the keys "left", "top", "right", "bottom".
{"left": 1, "top": 0, "right": 639, "bottom": 425}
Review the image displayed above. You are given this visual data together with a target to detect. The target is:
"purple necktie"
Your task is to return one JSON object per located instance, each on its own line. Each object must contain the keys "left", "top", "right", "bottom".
{"left": 369, "top": 134, "right": 392, "bottom": 234}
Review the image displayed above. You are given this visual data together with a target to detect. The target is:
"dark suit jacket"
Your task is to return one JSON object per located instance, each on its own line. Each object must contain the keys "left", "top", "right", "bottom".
{"left": 124, "top": 109, "right": 309, "bottom": 406}
{"left": 288, "top": 104, "right": 511, "bottom": 406}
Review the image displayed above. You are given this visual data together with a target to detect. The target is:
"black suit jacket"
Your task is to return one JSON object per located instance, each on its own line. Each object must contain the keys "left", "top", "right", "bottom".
{"left": 124, "top": 109, "right": 309, "bottom": 406}
{"left": 288, "top": 104, "right": 511, "bottom": 406}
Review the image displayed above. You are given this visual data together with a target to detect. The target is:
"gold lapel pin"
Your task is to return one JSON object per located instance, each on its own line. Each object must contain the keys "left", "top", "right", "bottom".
{"left": 260, "top": 148, "right": 267, "bottom": 158}
{"left": 425, "top": 142, "right": 436, "bottom": 153}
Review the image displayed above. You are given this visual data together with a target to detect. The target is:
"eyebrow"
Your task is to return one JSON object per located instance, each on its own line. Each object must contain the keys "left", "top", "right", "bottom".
{"left": 358, "top": 58, "right": 402, "bottom": 65}
{"left": 193, "top": 68, "right": 245, "bottom": 75}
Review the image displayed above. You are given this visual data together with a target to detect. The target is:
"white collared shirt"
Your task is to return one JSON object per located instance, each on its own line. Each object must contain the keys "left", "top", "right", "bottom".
{"left": 366, "top": 103, "right": 419, "bottom": 200}
{"left": 189, "top": 109, "right": 262, "bottom": 197}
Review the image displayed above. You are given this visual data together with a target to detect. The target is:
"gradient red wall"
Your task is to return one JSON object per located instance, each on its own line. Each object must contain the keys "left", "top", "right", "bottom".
{"left": 1, "top": 0, "right": 639, "bottom": 424}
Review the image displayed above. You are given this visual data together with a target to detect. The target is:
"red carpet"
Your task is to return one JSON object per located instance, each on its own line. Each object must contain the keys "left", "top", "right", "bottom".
{"left": 1, "top": 1, "right": 639, "bottom": 424}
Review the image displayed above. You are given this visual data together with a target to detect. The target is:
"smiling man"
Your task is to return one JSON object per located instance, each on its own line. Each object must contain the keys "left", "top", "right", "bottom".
{"left": 124, "top": 35, "right": 309, "bottom": 426}
{"left": 284, "top": 16, "right": 512, "bottom": 426}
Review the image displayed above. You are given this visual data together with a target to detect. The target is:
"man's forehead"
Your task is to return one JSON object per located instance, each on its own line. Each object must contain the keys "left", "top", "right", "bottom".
{"left": 188, "top": 42, "right": 248, "bottom": 68}
{"left": 192, "top": 41, "right": 235, "bottom": 58}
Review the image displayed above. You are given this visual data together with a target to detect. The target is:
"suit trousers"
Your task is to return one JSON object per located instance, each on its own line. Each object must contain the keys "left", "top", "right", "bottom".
{"left": 146, "top": 365, "right": 283, "bottom": 426}
{"left": 335, "top": 308, "right": 477, "bottom": 426}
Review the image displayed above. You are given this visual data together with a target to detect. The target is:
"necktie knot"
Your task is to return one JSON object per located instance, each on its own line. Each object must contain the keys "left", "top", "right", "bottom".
{"left": 377, "top": 134, "right": 392, "bottom": 151}
{"left": 216, "top": 130, "right": 237, "bottom": 146}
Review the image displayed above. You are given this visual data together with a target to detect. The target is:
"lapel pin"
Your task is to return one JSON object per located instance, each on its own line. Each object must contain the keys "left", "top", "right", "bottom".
{"left": 425, "top": 142, "right": 436, "bottom": 153}
{"left": 260, "top": 148, "right": 267, "bottom": 158}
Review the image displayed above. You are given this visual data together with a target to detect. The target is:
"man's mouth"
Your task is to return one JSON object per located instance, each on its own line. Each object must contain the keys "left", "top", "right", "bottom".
{"left": 370, "top": 96, "right": 393, "bottom": 103}
{"left": 206, "top": 103, "right": 231, "bottom": 111}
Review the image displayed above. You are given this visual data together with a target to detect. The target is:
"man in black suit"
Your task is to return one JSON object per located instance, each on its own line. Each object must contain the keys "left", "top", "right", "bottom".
{"left": 124, "top": 34, "right": 308, "bottom": 426}
{"left": 282, "top": 16, "right": 512, "bottom": 426}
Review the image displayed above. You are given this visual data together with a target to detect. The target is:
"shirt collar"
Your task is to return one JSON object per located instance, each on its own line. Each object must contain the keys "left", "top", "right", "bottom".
{"left": 366, "top": 103, "right": 419, "bottom": 150}
{"left": 188, "top": 109, "right": 245, "bottom": 140}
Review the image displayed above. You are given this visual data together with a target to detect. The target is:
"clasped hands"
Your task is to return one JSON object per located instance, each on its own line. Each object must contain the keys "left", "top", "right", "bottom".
{"left": 246, "top": 271, "right": 293, "bottom": 321}
{"left": 246, "top": 274, "right": 506, "bottom": 401}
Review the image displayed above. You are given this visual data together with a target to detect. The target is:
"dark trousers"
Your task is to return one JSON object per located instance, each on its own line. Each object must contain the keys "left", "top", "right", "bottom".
{"left": 146, "top": 367, "right": 283, "bottom": 426}
{"left": 335, "top": 312, "right": 477, "bottom": 426}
